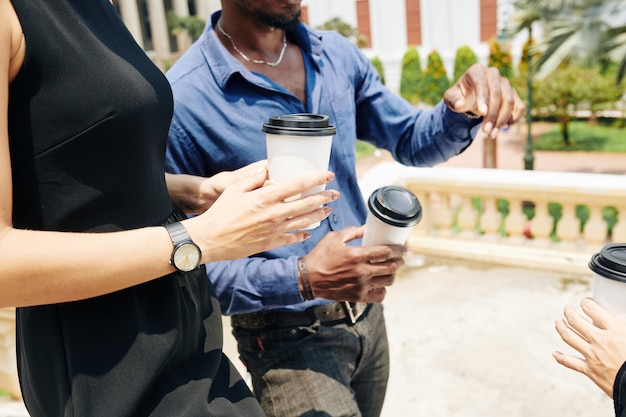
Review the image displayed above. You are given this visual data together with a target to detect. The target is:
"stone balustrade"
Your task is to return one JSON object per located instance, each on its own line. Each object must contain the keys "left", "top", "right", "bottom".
{"left": 2, "top": 162, "right": 626, "bottom": 398}
{"left": 359, "top": 162, "right": 626, "bottom": 274}
{"left": 0, "top": 308, "right": 19, "bottom": 399}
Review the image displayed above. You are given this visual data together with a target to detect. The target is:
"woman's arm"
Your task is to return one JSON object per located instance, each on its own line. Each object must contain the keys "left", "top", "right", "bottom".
{"left": 0, "top": 1, "right": 338, "bottom": 308}
{"left": 165, "top": 160, "right": 267, "bottom": 214}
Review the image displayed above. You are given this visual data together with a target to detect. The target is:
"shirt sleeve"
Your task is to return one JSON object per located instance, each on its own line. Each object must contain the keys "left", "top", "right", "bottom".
{"left": 205, "top": 256, "right": 304, "bottom": 315}
{"left": 350, "top": 44, "right": 482, "bottom": 167}
{"left": 614, "top": 361, "right": 626, "bottom": 417}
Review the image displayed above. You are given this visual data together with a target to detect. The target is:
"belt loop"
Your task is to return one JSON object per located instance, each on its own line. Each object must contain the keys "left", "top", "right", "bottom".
{"left": 342, "top": 301, "right": 358, "bottom": 325}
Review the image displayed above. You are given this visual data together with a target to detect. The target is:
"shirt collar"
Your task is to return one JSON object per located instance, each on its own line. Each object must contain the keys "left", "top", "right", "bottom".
{"left": 200, "top": 11, "right": 323, "bottom": 90}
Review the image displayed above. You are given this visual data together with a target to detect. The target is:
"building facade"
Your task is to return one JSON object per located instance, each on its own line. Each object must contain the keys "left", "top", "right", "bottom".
{"left": 113, "top": 0, "right": 524, "bottom": 93}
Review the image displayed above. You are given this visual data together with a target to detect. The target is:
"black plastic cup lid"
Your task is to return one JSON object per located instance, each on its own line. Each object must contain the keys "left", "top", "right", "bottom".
{"left": 263, "top": 113, "right": 336, "bottom": 136}
{"left": 589, "top": 243, "right": 626, "bottom": 283}
{"left": 367, "top": 186, "right": 422, "bottom": 228}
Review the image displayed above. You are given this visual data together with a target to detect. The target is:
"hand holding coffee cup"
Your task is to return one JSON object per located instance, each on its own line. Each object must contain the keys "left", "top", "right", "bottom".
{"left": 362, "top": 186, "right": 422, "bottom": 246}
{"left": 263, "top": 113, "right": 336, "bottom": 229}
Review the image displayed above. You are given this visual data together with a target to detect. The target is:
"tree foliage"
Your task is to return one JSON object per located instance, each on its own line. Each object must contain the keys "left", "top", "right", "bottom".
{"left": 487, "top": 38, "right": 514, "bottom": 79}
{"left": 370, "top": 57, "right": 386, "bottom": 85}
{"left": 453, "top": 45, "right": 478, "bottom": 82}
{"left": 399, "top": 47, "right": 423, "bottom": 104}
{"left": 511, "top": 37, "right": 539, "bottom": 108}
{"left": 532, "top": 63, "right": 624, "bottom": 145}
{"left": 420, "top": 50, "right": 450, "bottom": 106}
{"left": 166, "top": 11, "right": 205, "bottom": 41}
{"left": 316, "top": 17, "right": 368, "bottom": 48}
{"left": 509, "top": 0, "right": 626, "bottom": 83}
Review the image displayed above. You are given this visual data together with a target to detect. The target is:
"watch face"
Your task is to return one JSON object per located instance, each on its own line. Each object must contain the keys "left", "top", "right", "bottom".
{"left": 173, "top": 243, "right": 201, "bottom": 272}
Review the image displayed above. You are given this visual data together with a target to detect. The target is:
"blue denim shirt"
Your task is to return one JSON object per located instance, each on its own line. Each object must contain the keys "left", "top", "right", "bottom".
{"left": 165, "top": 11, "right": 482, "bottom": 315}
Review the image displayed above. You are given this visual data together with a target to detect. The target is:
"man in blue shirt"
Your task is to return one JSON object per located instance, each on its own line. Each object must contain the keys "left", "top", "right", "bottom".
{"left": 165, "top": 1, "right": 525, "bottom": 416}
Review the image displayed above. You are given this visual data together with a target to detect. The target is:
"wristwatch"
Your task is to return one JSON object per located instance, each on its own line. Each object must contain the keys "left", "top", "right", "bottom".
{"left": 163, "top": 222, "right": 202, "bottom": 272}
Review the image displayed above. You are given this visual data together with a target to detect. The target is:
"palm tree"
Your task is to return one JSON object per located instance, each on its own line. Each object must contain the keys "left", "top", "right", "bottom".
{"left": 511, "top": 0, "right": 626, "bottom": 82}
{"left": 509, "top": 0, "right": 626, "bottom": 167}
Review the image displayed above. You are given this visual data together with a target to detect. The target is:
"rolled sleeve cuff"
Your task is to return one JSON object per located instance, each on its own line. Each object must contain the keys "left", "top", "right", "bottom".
{"left": 441, "top": 104, "right": 483, "bottom": 142}
{"left": 261, "top": 256, "right": 305, "bottom": 307}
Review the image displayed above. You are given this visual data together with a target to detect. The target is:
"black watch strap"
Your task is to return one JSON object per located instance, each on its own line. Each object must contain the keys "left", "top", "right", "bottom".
{"left": 164, "top": 222, "right": 191, "bottom": 245}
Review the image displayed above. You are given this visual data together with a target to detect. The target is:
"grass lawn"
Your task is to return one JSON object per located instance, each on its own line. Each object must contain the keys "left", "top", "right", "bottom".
{"left": 356, "top": 140, "right": 377, "bottom": 159}
{"left": 534, "top": 121, "right": 626, "bottom": 152}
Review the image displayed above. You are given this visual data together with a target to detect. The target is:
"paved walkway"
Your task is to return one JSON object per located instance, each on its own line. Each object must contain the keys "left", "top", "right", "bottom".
{"left": 357, "top": 121, "right": 626, "bottom": 177}
{"left": 1, "top": 122, "right": 624, "bottom": 416}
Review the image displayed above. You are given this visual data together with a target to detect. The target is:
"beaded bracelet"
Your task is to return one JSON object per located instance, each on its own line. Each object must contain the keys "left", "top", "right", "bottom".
{"left": 297, "top": 257, "right": 315, "bottom": 301}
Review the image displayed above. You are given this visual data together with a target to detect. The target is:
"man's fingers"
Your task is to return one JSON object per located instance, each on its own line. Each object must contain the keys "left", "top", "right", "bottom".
{"left": 481, "top": 67, "right": 503, "bottom": 136}
{"left": 366, "top": 287, "right": 387, "bottom": 303}
{"left": 443, "top": 86, "right": 467, "bottom": 113}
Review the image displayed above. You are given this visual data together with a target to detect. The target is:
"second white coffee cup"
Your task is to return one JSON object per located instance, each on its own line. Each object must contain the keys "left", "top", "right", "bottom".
{"left": 263, "top": 113, "right": 336, "bottom": 229}
{"left": 362, "top": 186, "right": 422, "bottom": 246}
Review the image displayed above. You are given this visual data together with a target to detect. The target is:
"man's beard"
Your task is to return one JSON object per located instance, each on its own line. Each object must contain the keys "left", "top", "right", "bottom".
{"left": 258, "top": 10, "right": 301, "bottom": 30}
{"left": 234, "top": 1, "right": 302, "bottom": 31}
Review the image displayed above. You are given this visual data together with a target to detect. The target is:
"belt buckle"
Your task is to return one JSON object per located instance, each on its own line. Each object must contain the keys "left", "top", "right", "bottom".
{"left": 342, "top": 301, "right": 367, "bottom": 325}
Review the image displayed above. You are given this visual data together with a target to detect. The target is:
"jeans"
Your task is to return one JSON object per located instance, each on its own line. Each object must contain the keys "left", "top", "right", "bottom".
{"left": 232, "top": 303, "right": 390, "bottom": 417}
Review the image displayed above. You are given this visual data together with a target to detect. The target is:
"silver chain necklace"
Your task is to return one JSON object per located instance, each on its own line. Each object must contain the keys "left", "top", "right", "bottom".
{"left": 217, "top": 20, "right": 287, "bottom": 67}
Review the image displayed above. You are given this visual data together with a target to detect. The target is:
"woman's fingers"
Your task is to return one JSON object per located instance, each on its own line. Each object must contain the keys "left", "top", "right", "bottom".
{"left": 270, "top": 171, "right": 336, "bottom": 201}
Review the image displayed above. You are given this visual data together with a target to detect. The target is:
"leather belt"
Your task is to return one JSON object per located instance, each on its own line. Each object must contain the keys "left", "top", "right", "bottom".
{"left": 231, "top": 302, "right": 371, "bottom": 330}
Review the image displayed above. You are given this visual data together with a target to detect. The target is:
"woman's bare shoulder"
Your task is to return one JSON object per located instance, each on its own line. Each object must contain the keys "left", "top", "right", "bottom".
{"left": 1, "top": 0, "right": 25, "bottom": 82}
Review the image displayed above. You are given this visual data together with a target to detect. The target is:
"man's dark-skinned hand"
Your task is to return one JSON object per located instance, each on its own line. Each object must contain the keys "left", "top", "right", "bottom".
{"left": 303, "top": 226, "right": 405, "bottom": 303}
{"left": 444, "top": 63, "right": 526, "bottom": 139}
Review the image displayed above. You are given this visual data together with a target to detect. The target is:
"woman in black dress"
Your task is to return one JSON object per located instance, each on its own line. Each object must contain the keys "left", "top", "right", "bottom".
{"left": 0, "top": 0, "right": 337, "bottom": 415}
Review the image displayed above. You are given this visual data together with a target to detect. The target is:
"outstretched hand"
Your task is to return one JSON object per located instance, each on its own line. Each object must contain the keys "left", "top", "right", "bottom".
{"left": 444, "top": 63, "right": 526, "bottom": 139}
{"left": 553, "top": 297, "right": 626, "bottom": 398}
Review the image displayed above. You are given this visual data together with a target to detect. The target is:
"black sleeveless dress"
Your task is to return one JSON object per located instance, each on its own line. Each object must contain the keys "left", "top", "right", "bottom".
{"left": 8, "top": 1, "right": 264, "bottom": 416}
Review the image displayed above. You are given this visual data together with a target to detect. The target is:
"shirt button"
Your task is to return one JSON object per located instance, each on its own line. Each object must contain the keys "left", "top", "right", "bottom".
{"left": 332, "top": 215, "right": 339, "bottom": 223}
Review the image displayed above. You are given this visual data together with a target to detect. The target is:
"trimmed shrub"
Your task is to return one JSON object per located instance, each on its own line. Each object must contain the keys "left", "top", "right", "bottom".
{"left": 420, "top": 50, "right": 450, "bottom": 106}
{"left": 399, "top": 47, "right": 423, "bottom": 104}
{"left": 371, "top": 56, "right": 386, "bottom": 85}
{"left": 488, "top": 38, "right": 513, "bottom": 79}
{"left": 453, "top": 45, "right": 478, "bottom": 82}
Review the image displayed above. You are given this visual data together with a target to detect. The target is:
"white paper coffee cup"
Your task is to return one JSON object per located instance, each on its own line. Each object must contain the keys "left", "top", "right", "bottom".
{"left": 362, "top": 186, "right": 422, "bottom": 246}
{"left": 589, "top": 243, "right": 626, "bottom": 322}
{"left": 263, "top": 114, "right": 336, "bottom": 229}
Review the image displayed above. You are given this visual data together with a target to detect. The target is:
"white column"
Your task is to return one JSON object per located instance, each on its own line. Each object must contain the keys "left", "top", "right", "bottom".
{"left": 304, "top": 0, "right": 357, "bottom": 28}
{"left": 147, "top": 0, "right": 171, "bottom": 67}
{"left": 118, "top": 0, "right": 144, "bottom": 48}
{"left": 172, "top": 0, "right": 192, "bottom": 51}
{"left": 195, "top": 0, "right": 221, "bottom": 20}
{"left": 369, "top": 0, "right": 406, "bottom": 94}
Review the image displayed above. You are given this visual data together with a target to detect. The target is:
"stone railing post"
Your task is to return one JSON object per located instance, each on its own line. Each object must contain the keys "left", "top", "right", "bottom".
{"left": 0, "top": 307, "right": 20, "bottom": 399}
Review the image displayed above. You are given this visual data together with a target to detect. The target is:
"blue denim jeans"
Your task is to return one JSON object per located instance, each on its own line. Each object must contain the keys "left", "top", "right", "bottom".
{"left": 232, "top": 303, "right": 389, "bottom": 417}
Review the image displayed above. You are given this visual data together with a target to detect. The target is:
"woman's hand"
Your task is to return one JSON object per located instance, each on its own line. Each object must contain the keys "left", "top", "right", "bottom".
{"left": 185, "top": 166, "right": 339, "bottom": 262}
{"left": 553, "top": 297, "right": 626, "bottom": 398}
